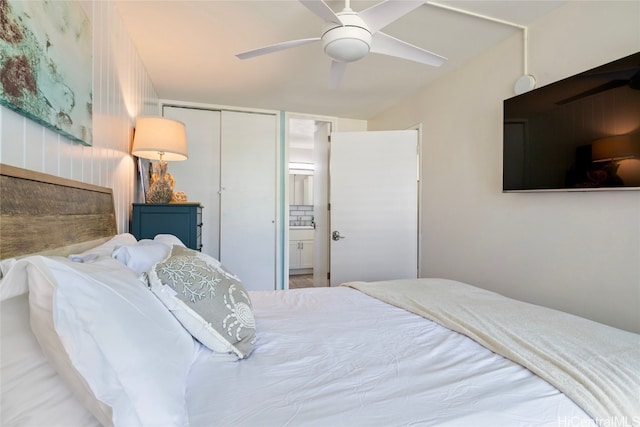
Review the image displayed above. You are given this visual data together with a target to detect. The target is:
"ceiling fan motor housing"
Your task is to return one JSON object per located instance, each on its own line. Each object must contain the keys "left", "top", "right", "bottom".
{"left": 322, "top": 13, "right": 371, "bottom": 63}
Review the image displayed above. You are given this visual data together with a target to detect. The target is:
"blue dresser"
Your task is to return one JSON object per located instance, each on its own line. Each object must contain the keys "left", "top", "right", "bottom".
{"left": 131, "top": 203, "right": 203, "bottom": 251}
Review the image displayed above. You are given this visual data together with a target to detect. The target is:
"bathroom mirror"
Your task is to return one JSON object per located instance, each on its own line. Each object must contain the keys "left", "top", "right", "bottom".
{"left": 289, "top": 170, "right": 313, "bottom": 205}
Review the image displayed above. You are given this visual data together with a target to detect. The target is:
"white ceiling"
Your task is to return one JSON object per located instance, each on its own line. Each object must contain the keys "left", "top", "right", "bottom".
{"left": 114, "top": 0, "right": 565, "bottom": 120}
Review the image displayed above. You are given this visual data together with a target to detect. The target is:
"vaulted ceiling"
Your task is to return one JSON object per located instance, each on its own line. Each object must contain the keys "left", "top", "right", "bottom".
{"left": 114, "top": 0, "right": 565, "bottom": 119}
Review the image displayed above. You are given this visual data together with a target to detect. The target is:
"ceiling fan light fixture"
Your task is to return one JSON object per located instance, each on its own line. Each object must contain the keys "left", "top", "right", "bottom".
{"left": 322, "top": 26, "right": 371, "bottom": 62}
{"left": 324, "top": 37, "right": 370, "bottom": 62}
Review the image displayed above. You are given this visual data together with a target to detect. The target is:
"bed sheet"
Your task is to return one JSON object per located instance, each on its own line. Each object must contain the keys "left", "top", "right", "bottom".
{"left": 186, "top": 286, "right": 592, "bottom": 427}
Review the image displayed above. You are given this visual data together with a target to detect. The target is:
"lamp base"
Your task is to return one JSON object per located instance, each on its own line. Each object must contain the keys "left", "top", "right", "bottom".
{"left": 146, "top": 161, "right": 175, "bottom": 204}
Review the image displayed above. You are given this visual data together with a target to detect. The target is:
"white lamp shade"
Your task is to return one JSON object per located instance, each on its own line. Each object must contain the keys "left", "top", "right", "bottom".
{"left": 132, "top": 117, "right": 188, "bottom": 161}
{"left": 592, "top": 133, "right": 640, "bottom": 162}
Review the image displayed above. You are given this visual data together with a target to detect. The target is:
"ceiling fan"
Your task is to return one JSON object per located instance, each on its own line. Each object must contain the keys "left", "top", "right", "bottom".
{"left": 556, "top": 67, "right": 640, "bottom": 105}
{"left": 236, "top": 0, "right": 447, "bottom": 89}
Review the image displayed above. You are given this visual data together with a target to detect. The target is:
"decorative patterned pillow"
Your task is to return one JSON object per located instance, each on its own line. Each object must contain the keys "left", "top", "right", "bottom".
{"left": 147, "top": 246, "right": 256, "bottom": 359}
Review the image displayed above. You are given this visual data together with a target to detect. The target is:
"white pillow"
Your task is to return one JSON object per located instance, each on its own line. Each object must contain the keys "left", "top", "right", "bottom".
{"left": 154, "top": 234, "right": 186, "bottom": 247}
{"left": 147, "top": 245, "right": 256, "bottom": 359}
{"left": 0, "top": 258, "right": 27, "bottom": 301}
{"left": 25, "top": 257, "right": 114, "bottom": 427}
{"left": 111, "top": 234, "right": 186, "bottom": 275}
{"left": 1, "top": 293, "right": 102, "bottom": 426}
{"left": 0, "top": 257, "right": 16, "bottom": 280}
{"left": 29, "top": 255, "right": 198, "bottom": 427}
{"left": 1, "top": 234, "right": 135, "bottom": 300}
{"left": 112, "top": 240, "right": 171, "bottom": 275}
{"left": 68, "top": 233, "right": 137, "bottom": 262}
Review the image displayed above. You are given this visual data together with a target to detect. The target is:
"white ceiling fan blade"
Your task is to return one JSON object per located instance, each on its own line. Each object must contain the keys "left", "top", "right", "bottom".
{"left": 359, "top": 0, "right": 425, "bottom": 33}
{"left": 236, "top": 37, "right": 320, "bottom": 60}
{"left": 329, "top": 60, "right": 348, "bottom": 89}
{"left": 370, "top": 31, "right": 446, "bottom": 66}
{"left": 299, "top": 0, "right": 342, "bottom": 25}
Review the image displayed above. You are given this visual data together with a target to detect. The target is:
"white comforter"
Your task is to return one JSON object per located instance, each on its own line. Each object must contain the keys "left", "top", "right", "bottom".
{"left": 186, "top": 286, "right": 591, "bottom": 426}
{"left": 347, "top": 279, "right": 640, "bottom": 426}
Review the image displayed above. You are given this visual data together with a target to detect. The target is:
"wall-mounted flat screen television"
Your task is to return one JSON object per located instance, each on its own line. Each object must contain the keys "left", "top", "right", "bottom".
{"left": 503, "top": 52, "right": 640, "bottom": 192}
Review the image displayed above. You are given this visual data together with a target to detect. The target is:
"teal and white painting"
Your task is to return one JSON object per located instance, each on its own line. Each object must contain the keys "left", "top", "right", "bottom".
{"left": 0, "top": 0, "right": 92, "bottom": 145}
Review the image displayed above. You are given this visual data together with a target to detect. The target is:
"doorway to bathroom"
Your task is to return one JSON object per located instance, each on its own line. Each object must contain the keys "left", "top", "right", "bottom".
{"left": 288, "top": 116, "right": 331, "bottom": 289}
{"left": 286, "top": 118, "right": 421, "bottom": 289}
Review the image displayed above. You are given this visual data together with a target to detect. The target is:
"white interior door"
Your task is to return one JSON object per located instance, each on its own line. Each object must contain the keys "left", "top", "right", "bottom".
{"left": 220, "top": 111, "right": 277, "bottom": 291}
{"left": 313, "top": 121, "right": 330, "bottom": 287}
{"left": 330, "top": 130, "right": 418, "bottom": 286}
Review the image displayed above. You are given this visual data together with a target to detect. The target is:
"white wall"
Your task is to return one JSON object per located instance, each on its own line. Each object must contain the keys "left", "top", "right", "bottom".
{"left": 0, "top": 0, "right": 158, "bottom": 233}
{"left": 335, "top": 117, "right": 367, "bottom": 132}
{"left": 369, "top": 1, "right": 640, "bottom": 333}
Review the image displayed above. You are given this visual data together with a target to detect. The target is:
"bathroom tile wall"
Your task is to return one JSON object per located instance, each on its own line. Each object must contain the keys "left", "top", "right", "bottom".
{"left": 290, "top": 205, "right": 314, "bottom": 227}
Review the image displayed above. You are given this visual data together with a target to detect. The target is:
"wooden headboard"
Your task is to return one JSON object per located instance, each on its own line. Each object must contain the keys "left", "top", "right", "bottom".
{"left": 0, "top": 164, "right": 117, "bottom": 259}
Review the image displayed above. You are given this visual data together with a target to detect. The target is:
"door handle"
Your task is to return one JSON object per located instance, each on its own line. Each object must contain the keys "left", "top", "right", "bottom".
{"left": 332, "top": 230, "right": 346, "bottom": 241}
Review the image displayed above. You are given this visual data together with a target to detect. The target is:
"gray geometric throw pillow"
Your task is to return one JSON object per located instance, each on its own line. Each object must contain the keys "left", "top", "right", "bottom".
{"left": 147, "top": 245, "right": 256, "bottom": 359}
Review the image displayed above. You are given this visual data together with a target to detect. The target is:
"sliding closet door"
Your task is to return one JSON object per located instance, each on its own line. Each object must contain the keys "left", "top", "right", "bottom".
{"left": 220, "top": 111, "right": 277, "bottom": 291}
{"left": 163, "top": 106, "right": 221, "bottom": 258}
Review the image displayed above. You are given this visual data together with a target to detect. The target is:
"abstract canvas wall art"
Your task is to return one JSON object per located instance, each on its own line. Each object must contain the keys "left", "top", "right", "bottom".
{"left": 0, "top": 0, "right": 92, "bottom": 145}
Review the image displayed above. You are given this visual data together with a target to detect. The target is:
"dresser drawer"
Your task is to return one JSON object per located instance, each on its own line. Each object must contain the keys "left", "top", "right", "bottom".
{"left": 131, "top": 203, "right": 203, "bottom": 251}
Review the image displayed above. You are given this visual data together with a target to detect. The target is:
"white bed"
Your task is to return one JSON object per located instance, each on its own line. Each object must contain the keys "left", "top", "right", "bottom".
{"left": 2, "top": 280, "right": 593, "bottom": 427}
{"left": 1, "top": 164, "right": 638, "bottom": 427}
{"left": 186, "top": 286, "right": 594, "bottom": 427}
{"left": 3, "top": 267, "right": 638, "bottom": 427}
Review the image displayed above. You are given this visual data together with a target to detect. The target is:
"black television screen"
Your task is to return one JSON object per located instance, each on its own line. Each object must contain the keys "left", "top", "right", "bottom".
{"left": 503, "top": 52, "right": 640, "bottom": 192}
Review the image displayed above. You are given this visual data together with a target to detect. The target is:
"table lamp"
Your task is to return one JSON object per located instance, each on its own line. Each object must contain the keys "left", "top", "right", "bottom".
{"left": 132, "top": 116, "right": 188, "bottom": 203}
